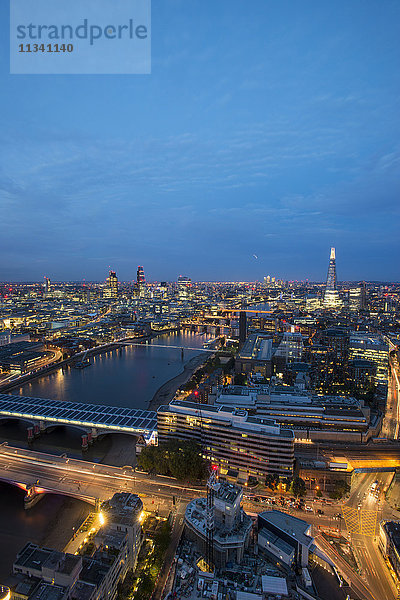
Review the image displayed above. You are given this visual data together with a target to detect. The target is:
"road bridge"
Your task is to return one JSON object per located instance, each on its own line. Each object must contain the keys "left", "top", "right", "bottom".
{"left": 0, "top": 444, "right": 202, "bottom": 508}
{"left": 0, "top": 393, "right": 157, "bottom": 449}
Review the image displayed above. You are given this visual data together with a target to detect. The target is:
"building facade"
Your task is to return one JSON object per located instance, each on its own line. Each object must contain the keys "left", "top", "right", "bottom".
{"left": 157, "top": 400, "right": 295, "bottom": 480}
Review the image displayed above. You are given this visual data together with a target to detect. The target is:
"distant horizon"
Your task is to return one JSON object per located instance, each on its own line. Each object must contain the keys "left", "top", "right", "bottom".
{"left": 1, "top": 1, "right": 399, "bottom": 281}
{"left": 0, "top": 277, "right": 398, "bottom": 286}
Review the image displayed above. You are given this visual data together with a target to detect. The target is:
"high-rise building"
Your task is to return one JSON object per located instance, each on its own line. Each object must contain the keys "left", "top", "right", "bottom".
{"left": 323, "top": 247, "right": 341, "bottom": 308}
{"left": 349, "top": 333, "right": 389, "bottom": 387}
{"left": 104, "top": 270, "right": 118, "bottom": 298}
{"left": 185, "top": 480, "right": 252, "bottom": 568}
{"left": 349, "top": 282, "right": 366, "bottom": 312}
{"left": 43, "top": 277, "right": 51, "bottom": 294}
{"left": 137, "top": 265, "right": 145, "bottom": 286}
{"left": 177, "top": 275, "right": 191, "bottom": 300}
{"left": 326, "top": 247, "right": 337, "bottom": 291}
{"left": 136, "top": 265, "right": 146, "bottom": 298}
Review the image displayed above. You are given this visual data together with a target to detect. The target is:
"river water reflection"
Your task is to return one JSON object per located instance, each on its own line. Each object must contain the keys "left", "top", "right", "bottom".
{"left": 16, "top": 331, "right": 212, "bottom": 408}
{"left": 0, "top": 331, "right": 211, "bottom": 580}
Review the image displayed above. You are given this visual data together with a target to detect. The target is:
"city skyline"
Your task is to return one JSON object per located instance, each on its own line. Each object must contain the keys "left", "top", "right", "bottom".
{"left": 1, "top": 0, "right": 399, "bottom": 281}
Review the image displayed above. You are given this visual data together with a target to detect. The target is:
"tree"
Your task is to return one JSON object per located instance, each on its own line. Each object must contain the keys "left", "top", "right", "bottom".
{"left": 138, "top": 439, "right": 208, "bottom": 481}
{"left": 330, "top": 479, "right": 350, "bottom": 500}
{"left": 134, "top": 571, "right": 154, "bottom": 600}
{"left": 290, "top": 477, "right": 306, "bottom": 498}
{"left": 265, "top": 473, "right": 280, "bottom": 490}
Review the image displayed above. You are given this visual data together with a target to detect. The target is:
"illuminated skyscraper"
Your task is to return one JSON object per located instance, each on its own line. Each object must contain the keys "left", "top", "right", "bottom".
{"left": 323, "top": 247, "right": 341, "bottom": 308}
{"left": 136, "top": 265, "right": 146, "bottom": 298}
{"left": 325, "top": 247, "right": 337, "bottom": 291}
{"left": 104, "top": 270, "right": 118, "bottom": 298}
{"left": 177, "top": 275, "right": 191, "bottom": 300}
{"left": 137, "top": 266, "right": 145, "bottom": 286}
{"left": 349, "top": 282, "right": 367, "bottom": 312}
{"left": 43, "top": 276, "right": 51, "bottom": 294}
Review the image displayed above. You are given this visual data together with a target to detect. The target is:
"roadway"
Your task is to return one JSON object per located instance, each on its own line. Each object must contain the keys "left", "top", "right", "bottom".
{"left": 1, "top": 444, "right": 399, "bottom": 599}
{"left": 242, "top": 472, "right": 399, "bottom": 600}
{"left": 0, "top": 444, "right": 203, "bottom": 508}
{"left": 382, "top": 352, "right": 400, "bottom": 439}
{"left": 242, "top": 495, "right": 379, "bottom": 600}
{"left": 345, "top": 472, "right": 397, "bottom": 600}
{"left": 0, "top": 348, "right": 63, "bottom": 388}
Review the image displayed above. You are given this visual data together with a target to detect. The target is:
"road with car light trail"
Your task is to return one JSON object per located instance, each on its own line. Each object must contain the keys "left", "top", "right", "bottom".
{"left": 0, "top": 444, "right": 204, "bottom": 504}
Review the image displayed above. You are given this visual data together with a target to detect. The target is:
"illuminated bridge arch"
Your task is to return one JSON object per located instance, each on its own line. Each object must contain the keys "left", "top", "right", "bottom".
{"left": 0, "top": 475, "right": 96, "bottom": 505}
{"left": 0, "top": 415, "right": 37, "bottom": 429}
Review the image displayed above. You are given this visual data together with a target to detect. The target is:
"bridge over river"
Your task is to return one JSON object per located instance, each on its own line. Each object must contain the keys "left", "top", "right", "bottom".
{"left": 0, "top": 444, "right": 202, "bottom": 508}
{"left": 0, "top": 393, "right": 157, "bottom": 449}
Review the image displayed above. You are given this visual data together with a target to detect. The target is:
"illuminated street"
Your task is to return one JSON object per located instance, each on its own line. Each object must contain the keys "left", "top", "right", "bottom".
{"left": 0, "top": 444, "right": 203, "bottom": 506}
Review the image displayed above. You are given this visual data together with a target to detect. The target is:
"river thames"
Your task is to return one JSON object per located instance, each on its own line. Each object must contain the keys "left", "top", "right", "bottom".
{"left": 16, "top": 330, "right": 211, "bottom": 408}
{"left": 0, "top": 330, "right": 211, "bottom": 580}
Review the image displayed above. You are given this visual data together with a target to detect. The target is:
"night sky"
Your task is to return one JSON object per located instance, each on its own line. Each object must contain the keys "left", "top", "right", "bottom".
{"left": 0, "top": 0, "right": 399, "bottom": 282}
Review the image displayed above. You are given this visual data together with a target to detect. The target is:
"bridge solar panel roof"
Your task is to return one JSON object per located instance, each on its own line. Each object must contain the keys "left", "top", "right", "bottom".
{"left": 0, "top": 393, "right": 157, "bottom": 434}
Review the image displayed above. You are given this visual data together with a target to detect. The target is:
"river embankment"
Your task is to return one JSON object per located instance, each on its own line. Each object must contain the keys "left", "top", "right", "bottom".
{"left": 148, "top": 352, "right": 213, "bottom": 411}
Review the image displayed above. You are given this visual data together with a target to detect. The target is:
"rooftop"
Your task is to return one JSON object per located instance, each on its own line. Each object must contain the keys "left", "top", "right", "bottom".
{"left": 261, "top": 574, "right": 289, "bottom": 596}
{"left": 214, "top": 481, "right": 242, "bottom": 505}
{"left": 160, "top": 400, "right": 294, "bottom": 438}
{"left": 29, "top": 583, "right": 68, "bottom": 600}
{"left": 259, "top": 511, "right": 313, "bottom": 548}
{"left": 101, "top": 492, "right": 143, "bottom": 526}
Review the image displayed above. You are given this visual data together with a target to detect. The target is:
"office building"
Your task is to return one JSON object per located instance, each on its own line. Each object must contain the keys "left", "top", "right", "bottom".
{"left": 379, "top": 521, "right": 400, "bottom": 580}
{"left": 177, "top": 275, "right": 191, "bottom": 300}
{"left": 104, "top": 270, "right": 118, "bottom": 299}
{"left": 349, "top": 332, "right": 389, "bottom": 386}
{"left": 135, "top": 265, "right": 146, "bottom": 298}
{"left": 43, "top": 277, "right": 51, "bottom": 294}
{"left": 99, "top": 492, "right": 144, "bottom": 570}
{"left": 349, "top": 282, "right": 366, "bottom": 312}
{"left": 347, "top": 359, "right": 376, "bottom": 389}
{"left": 274, "top": 331, "right": 304, "bottom": 362}
{"left": 215, "top": 384, "right": 380, "bottom": 443}
{"left": 136, "top": 265, "right": 145, "bottom": 286}
{"left": 257, "top": 511, "right": 314, "bottom": 568}
{"left": 157, "top": 400, "right": 295, "bottom": 480}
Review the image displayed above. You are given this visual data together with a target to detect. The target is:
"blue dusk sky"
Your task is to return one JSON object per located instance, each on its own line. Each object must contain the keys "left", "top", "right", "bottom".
{"left": 0, "top": 0, "right": 399, "bottom": 282}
